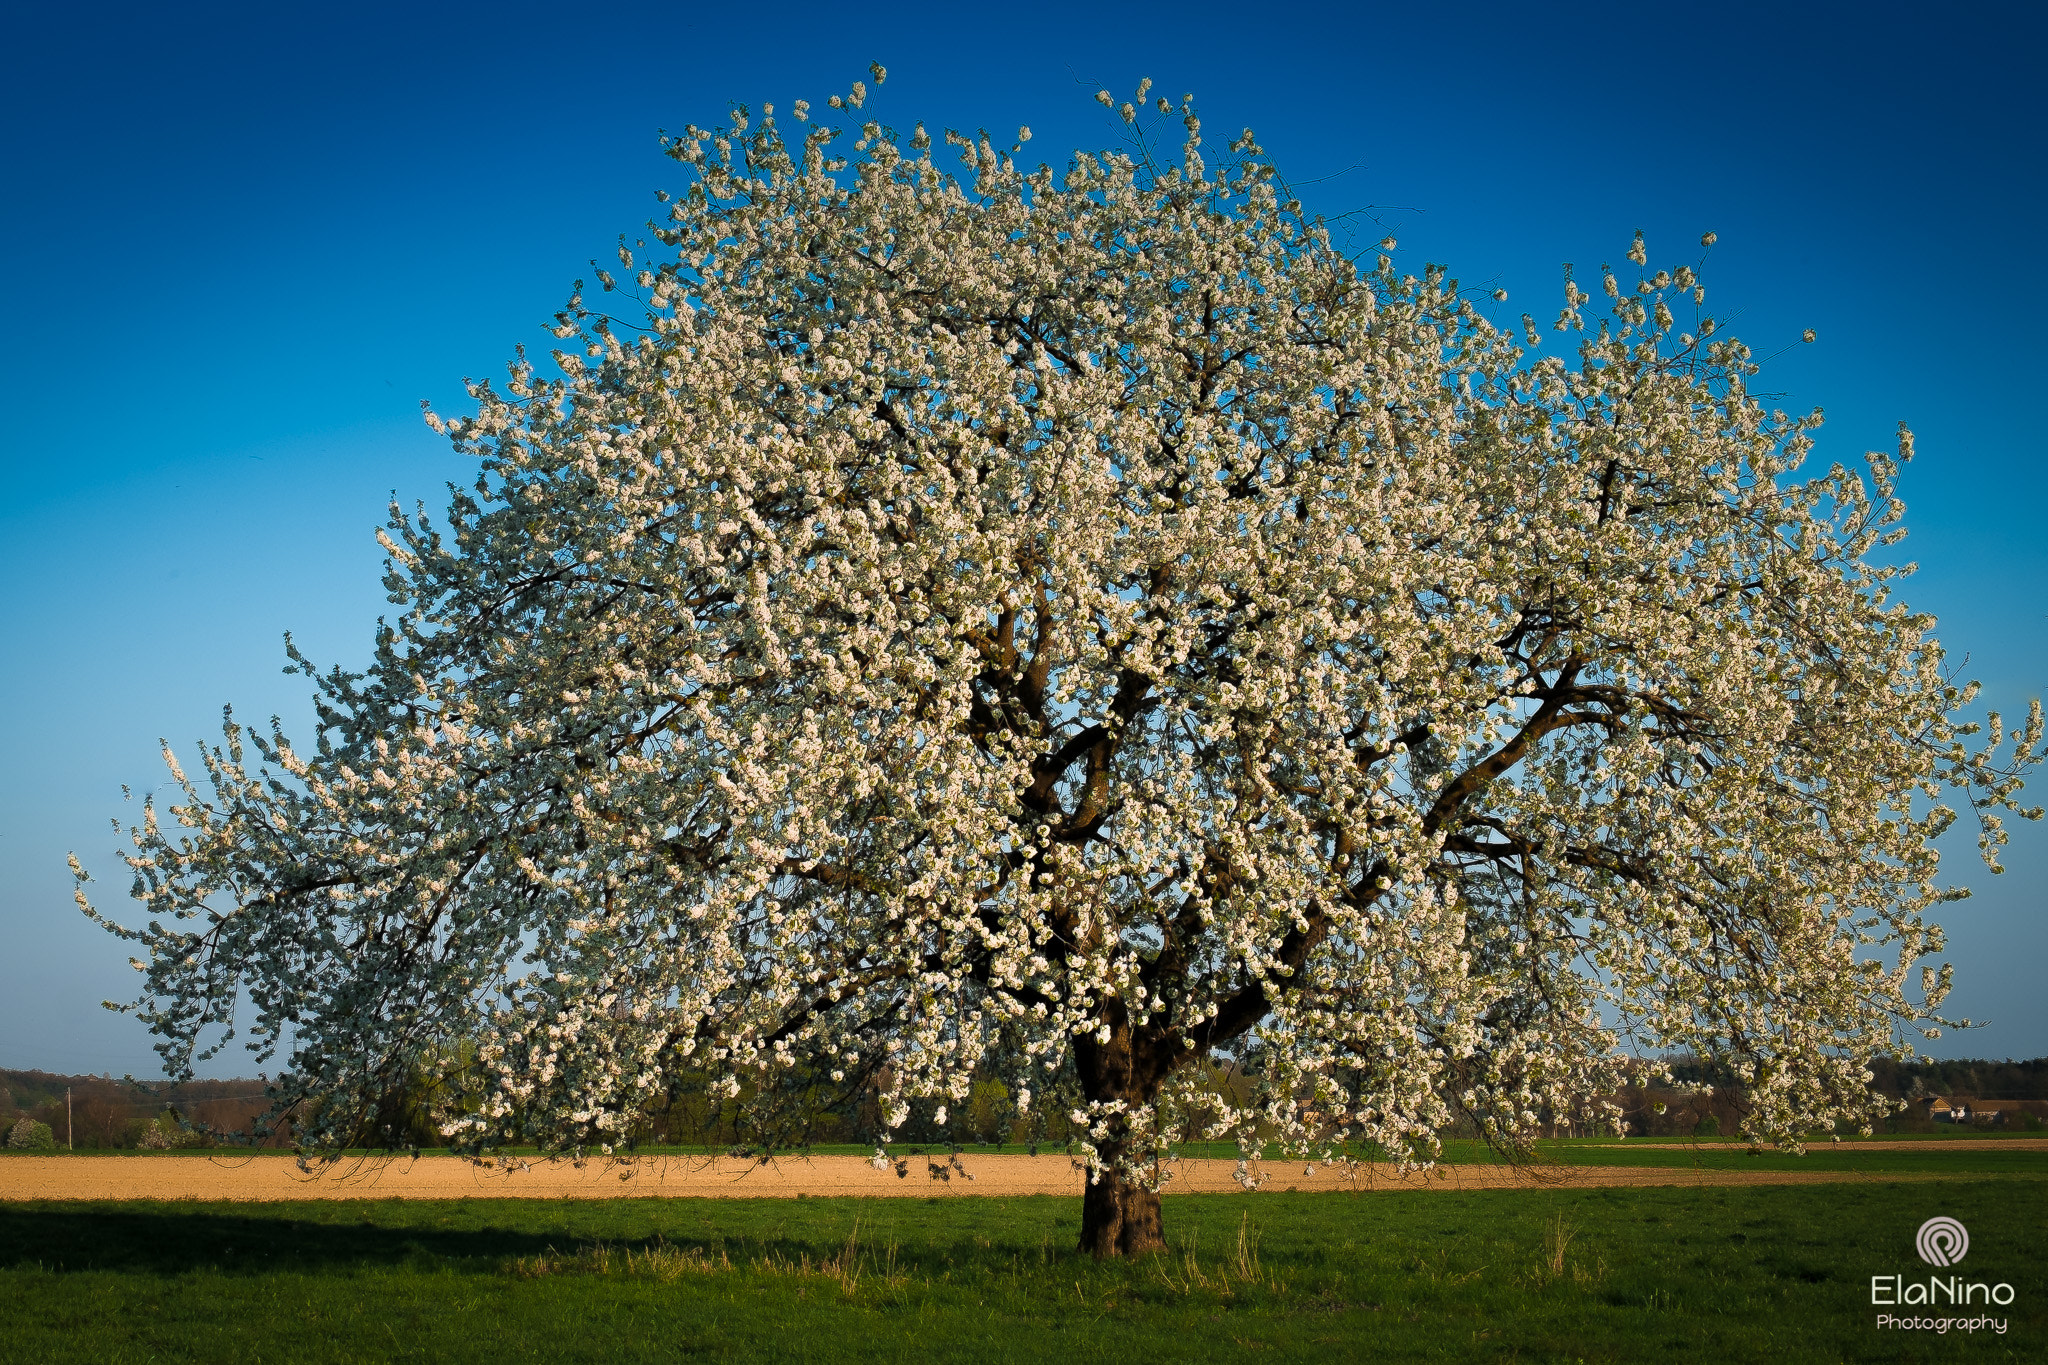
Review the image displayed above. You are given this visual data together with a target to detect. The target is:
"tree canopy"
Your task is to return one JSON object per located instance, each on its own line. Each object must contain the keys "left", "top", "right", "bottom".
{"left": 79, "top": 71, "right": 2040, "bottom": 1255}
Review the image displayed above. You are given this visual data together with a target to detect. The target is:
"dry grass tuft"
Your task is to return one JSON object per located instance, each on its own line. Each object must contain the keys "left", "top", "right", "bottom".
{"left": 1151, "top": 1211, "right": 1285, "bottom": 1296}
{"left": 1528, "top": 1212, "right": 1605, "bottom": 1289}
{"left": 505, "top": 1220, "right": 904, "bottom": 1294}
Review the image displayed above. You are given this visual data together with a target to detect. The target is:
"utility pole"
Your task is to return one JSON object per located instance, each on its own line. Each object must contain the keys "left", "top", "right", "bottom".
{"left": 66, "top": 1088, "right": 73, "bottom": 1150}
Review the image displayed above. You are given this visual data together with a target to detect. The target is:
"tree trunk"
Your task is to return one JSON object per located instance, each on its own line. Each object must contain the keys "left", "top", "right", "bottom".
{"left": 1072, "top": 1009, "right": 1174, "bottom": 1258}
{"left": 1078, "top": 1151, "right": 1165, "bottom": 1257}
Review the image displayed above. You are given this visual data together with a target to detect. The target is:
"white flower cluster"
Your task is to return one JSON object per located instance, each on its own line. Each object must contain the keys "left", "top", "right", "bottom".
{"left": 76, "top": 77, "right": 2040, "bottom": 1182}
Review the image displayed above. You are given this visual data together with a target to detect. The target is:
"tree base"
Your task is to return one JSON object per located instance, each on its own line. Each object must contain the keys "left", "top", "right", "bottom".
{"left": 1078, "top": 1167, "right": 1165, "bottom": 1258}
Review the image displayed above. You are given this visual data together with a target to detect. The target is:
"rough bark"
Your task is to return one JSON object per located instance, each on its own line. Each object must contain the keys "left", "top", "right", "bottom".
{"left": 1072, "top": 1009, "right": 1174, "bottom": 1257}
{"left": 1078, "top": 1154, "right": 1166, "bottom": 1258}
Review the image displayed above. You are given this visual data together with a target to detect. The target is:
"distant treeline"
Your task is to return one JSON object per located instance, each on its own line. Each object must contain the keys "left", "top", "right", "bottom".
{"left": 1660, "top": 1054, "right": 2048, "bottom": 1102}
{"left": 6, "top": 1055, "right": 2043, "bottom": 1151}
{"left": 0, "top": 1055, "right": 1242, "bottom": 1155}
{"left": 1591, "top": 1054, "right": 2048, "bottom": 1140}
{"left": 1864, "top": 1056, "right": 2048, "bottom": 1102}
{"left": 0, "top": 1069, "right": 279, "bottom": 1150}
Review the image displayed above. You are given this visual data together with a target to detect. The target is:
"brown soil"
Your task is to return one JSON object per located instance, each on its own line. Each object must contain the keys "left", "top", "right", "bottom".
{"left": 0, "top": 1152, "right": 1977, "bottom": 1202}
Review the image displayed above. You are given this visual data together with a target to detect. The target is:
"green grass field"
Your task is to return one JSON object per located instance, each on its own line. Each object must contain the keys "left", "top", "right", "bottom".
{"left": 1444, "top": 1136, "right": 2048, "bottom": 1177}
{"left": 3, "top": 1171, "right": 2043, "bottom": 1363}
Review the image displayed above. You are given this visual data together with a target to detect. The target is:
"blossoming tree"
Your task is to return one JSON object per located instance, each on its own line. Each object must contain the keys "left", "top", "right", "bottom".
{"left": 79, "top": 72, "right": 2040, "bottom": 1256}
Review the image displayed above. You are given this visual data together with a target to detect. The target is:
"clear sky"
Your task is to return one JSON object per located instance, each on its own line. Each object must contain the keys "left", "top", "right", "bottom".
{"left": 4, "top": 0, "right": 2042, "bottom": 1077}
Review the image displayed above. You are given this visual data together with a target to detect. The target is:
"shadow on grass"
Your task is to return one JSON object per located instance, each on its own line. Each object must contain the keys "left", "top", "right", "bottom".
{"left": 0, "top": 1201, "right": 1071, "bottom": 1281}
{"left": 0, "top": 1208, "right": 563, "bottom": 1276}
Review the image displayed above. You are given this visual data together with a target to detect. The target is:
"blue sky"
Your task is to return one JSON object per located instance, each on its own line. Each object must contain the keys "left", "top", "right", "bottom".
{"left": 3, "top": 0, "right": 2043, "bottom": 1076}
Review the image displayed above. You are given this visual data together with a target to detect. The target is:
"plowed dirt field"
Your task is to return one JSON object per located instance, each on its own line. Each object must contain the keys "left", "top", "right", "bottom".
{"left": 0, "top": 1152, "right": 1969, "bottom": 1201}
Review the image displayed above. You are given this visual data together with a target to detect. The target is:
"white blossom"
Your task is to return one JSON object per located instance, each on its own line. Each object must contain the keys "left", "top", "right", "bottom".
{"left": 75, "top": 78, "right": 2041, "bottom": 1258}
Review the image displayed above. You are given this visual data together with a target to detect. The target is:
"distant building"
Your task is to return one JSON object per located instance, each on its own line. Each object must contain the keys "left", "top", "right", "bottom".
{"left": 1919, "top": 1096, "right": 2012, "bottom": 1125}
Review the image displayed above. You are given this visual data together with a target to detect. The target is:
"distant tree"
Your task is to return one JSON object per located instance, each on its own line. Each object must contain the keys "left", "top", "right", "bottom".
{"left": 72, "top": 1093, "right": 126, "bottom": 1149}
{"left": 5, "top": 1118, "right": 55, "bottom": 1151}
{"left": 965, "top": 1078, "right": 1011, "bottom": 1145}
{"left": 136, "top": 1113, "right": 207, "bottom": 1150}
{"left": 78, "top": 73, "right": 2041, "bottom": 1256}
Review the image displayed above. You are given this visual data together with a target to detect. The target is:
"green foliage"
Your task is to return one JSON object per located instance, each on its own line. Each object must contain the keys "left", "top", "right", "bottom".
{"left": 965, "top": 1080, "right": 1011, "bottom": 1146}
{"left": 4, "top": 1118, "right": 55, "bottom": 1150}
{"left": 1694, "top": 1115, "right": 1720, "bottom": 1137}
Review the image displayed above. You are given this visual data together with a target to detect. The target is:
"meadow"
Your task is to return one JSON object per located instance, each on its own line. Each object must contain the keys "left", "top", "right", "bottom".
{"left": 2, "top": 1154, "right": 2043, "bottom": 1363}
